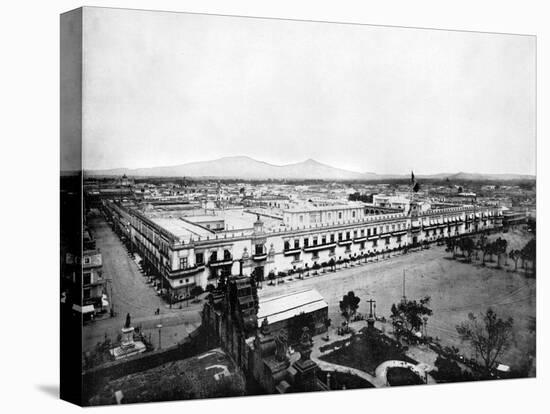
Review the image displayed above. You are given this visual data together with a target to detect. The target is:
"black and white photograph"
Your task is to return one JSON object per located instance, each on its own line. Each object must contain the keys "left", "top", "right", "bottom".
{"left": 4, "top": 1, "right": 548, "bottom": 413}
{"left": 58, "top": 6, "right": 538, "bottom": 407}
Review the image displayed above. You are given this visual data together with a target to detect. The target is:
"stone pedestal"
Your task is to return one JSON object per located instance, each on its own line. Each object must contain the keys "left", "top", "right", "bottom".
{"left": 293, "top": 358, "right": 318, "bottom": 392}
{"left": 110, "top": 326, "right": 146, "bottom": 360}
{"left": 367, "top": 316, "right": 376, "bottom": 330}
{"left": 121, "top": 326, "right": 135, "bottom": 349}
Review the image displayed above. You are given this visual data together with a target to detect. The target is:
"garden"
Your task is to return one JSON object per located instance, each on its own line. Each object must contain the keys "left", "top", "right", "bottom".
{"left": 319, "top": 328, "right": 416, "bottom": 375}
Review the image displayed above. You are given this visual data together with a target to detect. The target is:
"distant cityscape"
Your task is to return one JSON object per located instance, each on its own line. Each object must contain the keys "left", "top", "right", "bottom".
{"left": 61, "top": 168, "right": 536, "bottom": 404}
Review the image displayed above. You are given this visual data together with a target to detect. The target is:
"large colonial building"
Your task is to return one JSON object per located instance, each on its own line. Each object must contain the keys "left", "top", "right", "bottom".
{"left": 104, "top": 199, "right": 503, "bottom": 301}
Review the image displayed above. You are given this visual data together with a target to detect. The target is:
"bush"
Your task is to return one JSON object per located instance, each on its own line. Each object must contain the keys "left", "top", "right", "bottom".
{"left": 205, "top": 284, "right": 216, "bottom": 293}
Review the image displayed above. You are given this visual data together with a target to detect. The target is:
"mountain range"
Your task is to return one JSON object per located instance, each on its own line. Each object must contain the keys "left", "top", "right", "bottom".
{"left": 85, "top": 156, "right": 535, "bottom": 181}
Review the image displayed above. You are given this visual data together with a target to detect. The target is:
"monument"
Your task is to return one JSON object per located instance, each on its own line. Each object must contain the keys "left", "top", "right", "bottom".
{"left": 109, "top": 313, "right": 147, "bottom": 360}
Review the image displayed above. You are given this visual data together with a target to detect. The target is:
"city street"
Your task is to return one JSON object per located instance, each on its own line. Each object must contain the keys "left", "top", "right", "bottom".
{"left": 83, "top": 213, "right": 202, "bottom": 353}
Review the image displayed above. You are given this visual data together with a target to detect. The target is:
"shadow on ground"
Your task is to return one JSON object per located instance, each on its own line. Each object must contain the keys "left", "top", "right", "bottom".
{"left": 36, "top": 384, "right": 59, "bottom": 399}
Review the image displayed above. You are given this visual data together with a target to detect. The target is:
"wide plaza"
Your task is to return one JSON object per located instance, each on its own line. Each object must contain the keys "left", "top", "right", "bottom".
{"left": 258, "top": 228, "right": 535, "bottom": 372}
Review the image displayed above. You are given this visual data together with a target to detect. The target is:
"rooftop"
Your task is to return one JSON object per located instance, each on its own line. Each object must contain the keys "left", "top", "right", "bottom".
{"left": 149, "top": 217, "right": 214, "bottom": 242}
{"left": 283, "top": 202, "right": 365, "bottom": 214}
{"left": 257, "top": 289, "right": 328, "bottom": 326}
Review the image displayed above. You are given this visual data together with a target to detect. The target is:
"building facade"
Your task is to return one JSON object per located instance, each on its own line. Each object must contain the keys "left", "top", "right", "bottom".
{"left": 104, "top": 201, "right": 503, "bottom": 300}
{"left": 82, "top": 249, "right": 105, "bottom": 312}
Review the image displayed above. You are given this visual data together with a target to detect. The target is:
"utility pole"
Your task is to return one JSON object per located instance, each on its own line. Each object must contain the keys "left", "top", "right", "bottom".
{"left": 156, "top": 323, "right": 163, "bottom": 350}
{"left": 401, "top": 270, "right": 407, "bottom": 303}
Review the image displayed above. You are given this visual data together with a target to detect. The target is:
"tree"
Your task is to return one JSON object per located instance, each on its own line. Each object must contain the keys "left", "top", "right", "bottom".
{"left": 391, "top": 296, "right": 432, "bottom": 335}
{"left": 481, "top": 241, "right": 494, "bottom": 265}
{"left": 509, "top": 250, "right": 521, "bottom": 271}
{"left": 456, "top": 309, "right": 514, "bottom": 375}
{"left": 339, "top": 291, "right": 361, "bottom": 326}
{"left": 521, "top": 239, "right": 536, "bottom": 275}
{"left": 460, "top": 237, "right": 475, "bottom": 262}
{"left": 324, "top": 318, "right": 332, "bottom": 340}
{"left": 493, "top": 237, "right": 508, "bottom": 268}
{"left": 446, "top": 238, "right": 456, "bottom": 258}
{"left": 474, "top": 238, "right": 485, "bottom": 261}
{"left": 328, "top": 258, "right": 336, "bottom": 272}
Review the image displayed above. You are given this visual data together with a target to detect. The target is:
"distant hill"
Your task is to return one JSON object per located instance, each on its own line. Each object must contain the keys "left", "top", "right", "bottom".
{"left": 87, "top": 156, "right": 372, "bottom": 180}
{"left": 85, "top": 156, "right": 535, "bottom": 181}
{"left": 438, "top": 172, "right": 536, "bottom": 181}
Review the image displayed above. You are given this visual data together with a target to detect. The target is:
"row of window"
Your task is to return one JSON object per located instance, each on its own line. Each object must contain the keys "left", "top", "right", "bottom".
{"left": 297, "top": 209, "right": 360, "bottom": 224}
{"left": 178, "top": 249, "right": 237, "bottom": 270}
{"left": 292, "top": 235, "right": 404, "bottom": 261}
{"left": 284, "top": 223, "right": 407, "bottom": 250}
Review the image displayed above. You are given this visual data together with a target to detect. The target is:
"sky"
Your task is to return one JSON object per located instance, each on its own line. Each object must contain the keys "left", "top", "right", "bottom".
{"left": 78, "top": 7, "right": 536, "bottom": 175}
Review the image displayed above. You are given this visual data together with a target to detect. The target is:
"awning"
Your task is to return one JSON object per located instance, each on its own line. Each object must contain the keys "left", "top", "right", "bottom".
{"left": 72, "top": 304, "right": 95, "bottom": 314}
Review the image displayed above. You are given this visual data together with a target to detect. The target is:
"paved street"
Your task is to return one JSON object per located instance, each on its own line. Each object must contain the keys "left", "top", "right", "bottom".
{"left": 83, "top": 213, "right": 202, "bottom": 353}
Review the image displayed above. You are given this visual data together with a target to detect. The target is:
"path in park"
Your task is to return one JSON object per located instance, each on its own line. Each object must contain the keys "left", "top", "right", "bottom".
{"left": 310, "top": 322, "right": 435, "bottom": 388}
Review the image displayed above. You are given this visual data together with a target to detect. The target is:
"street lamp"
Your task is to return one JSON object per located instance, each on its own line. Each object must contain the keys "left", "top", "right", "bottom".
{"left": 156, "top": 324, "right": 163, "bottom": 349}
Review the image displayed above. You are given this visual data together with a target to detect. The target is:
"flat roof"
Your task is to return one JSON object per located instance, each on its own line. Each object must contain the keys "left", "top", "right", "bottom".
{"left": 284, "top": 202, "right": 365, "bottom": 214}
{"left": 185, "top": 215, "right": 225, "bottom": 223}
{"left": 214, "top": 209, "right": 282, "bottom": 231}
{"left": 149, "top": 217, "right": 214, "bottom": 242}
{"left": 257, "top": 289, "right": 328, "bottom": 326}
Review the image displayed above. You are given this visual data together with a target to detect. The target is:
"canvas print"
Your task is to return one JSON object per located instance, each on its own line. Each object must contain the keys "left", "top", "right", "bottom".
{"left": 60, "top": 7, "right": 536, "bottom": 406}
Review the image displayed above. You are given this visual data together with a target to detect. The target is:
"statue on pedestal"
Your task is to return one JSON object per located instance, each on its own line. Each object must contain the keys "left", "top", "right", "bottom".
{"left": 296, "top": 327, "right": 313, "bottom": 361}
{"left": 274, "top": 331, "right": 289, "bottom": 362}
{"left": 260, "top": 317, "right": 270, "bottom": 336}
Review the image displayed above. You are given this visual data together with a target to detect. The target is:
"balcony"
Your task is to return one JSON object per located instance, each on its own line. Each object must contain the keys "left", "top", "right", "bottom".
{"left": 303, "top": 242, "right": 337, "bottom": 253}
{"left": 353, "top": 236, "right": 367, "bottom": 243}
{"left": 283, "top": 247, "right": 301, "bottom": 256}
{"left": 252, "top": 252, "right": 268, "bottom": 261}
{"left": 392, "top": 230, "right": 407, "bottom": 236}
{"left": 208, "top": 257, "right": 233, "bottom": 268}
{"left": 166, "top": 264, "right": 205, "bottom": 279}
{"left": 337, "top": 239, "right": 353, "bottom": 247}
{"left": 367, "top": 234, "right": 380, "bottom": 240}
